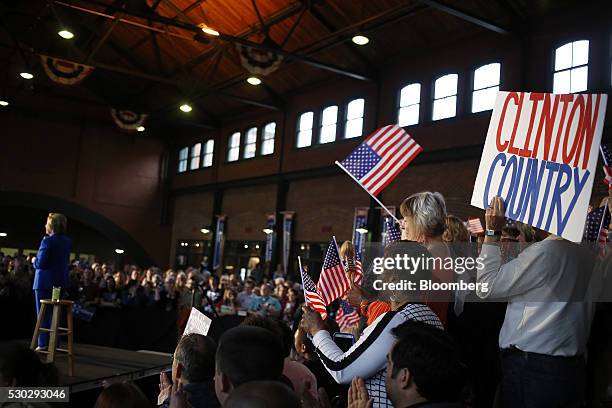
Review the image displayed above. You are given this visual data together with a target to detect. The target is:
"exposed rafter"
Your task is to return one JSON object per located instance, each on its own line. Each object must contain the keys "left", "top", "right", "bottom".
{"left": 55, "top": 0, "right": 372, "bottom": 81}
{"left": 416, "top": 0, "right": 513, "bottom": 36}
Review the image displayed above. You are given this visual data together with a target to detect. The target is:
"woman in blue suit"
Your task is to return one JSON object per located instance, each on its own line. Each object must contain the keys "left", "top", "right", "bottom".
{"left": 33, "top": 213, "right": 72, "bottom": 349}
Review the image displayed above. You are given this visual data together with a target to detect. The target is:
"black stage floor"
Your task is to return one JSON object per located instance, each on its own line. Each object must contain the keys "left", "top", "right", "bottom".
{"left": 48, "top": 343, "right": 172, "bottom": 393}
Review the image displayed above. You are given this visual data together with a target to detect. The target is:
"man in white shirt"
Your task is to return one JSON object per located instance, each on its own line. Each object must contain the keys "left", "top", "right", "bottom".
{"left": 477, "top": 196, "right": 595, "bottom": 408}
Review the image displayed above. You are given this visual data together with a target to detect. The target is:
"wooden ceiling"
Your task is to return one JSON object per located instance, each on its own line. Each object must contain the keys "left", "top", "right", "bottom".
{"left": 0, "top": 0, "right": 578, "bottom": 127}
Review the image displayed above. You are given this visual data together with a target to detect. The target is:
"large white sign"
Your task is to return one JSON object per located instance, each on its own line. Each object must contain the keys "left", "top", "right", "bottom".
{"left": 471, "top": 91, "right": 607, "bottom": 242}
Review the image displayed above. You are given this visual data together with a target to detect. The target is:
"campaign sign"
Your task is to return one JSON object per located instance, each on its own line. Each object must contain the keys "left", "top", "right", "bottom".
{"left": 471, "top": 92, "right": 607, "bottom": 242}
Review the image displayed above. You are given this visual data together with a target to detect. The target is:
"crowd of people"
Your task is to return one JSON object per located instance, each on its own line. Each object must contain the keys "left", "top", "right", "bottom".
{"left": 1, "top": 186, "right": 611, "bottom": 408}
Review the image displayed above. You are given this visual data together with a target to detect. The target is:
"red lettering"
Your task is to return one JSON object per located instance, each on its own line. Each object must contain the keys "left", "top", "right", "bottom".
{"left": 496, "top": 92, "right": 519, "bottom": 152}
{"left": 532, "top": 94, "right": 560, "bottom": 160}
{"left": 507, "top": 92, "right": 525, "bottom": 155}
{"left": 573, "top": 94, "right": 602, "bottom": 169}
{"left": 562, "top": 94, "right": 585, "bottom": 165}
{"left": 519, "top": 93, "right": 544, "bottom": 157}
{"left": 550, "top": 94, "right": 574, "bottom": 162}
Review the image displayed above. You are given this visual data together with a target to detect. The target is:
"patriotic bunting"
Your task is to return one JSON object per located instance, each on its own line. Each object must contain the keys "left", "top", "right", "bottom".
{"left": 111, "top": 109, "right": 148, "bottom": 131}
{"left": 40, "top": 55, "right": 94, "bottom": 85}
{"left": 236, "top": 38, "right": 283, "bottom": 77}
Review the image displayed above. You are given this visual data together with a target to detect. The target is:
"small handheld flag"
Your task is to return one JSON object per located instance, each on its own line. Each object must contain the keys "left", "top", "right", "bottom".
{"left": 467, "top": 217, "right": 484, "bottom": 235}
{"left": 298, "top": 256, "right": 327, "bottom": 319}
{"left": 600, "top": 144, "right": 612, "bottom": 185}
{"left": 383, "top": 217, "right": 402, "bottom": 245}
{"left": 336, "top": 300, "right": 360, "bottom": 331}
{"left": 316, "top": 238, "right": 351, "bottom": 305}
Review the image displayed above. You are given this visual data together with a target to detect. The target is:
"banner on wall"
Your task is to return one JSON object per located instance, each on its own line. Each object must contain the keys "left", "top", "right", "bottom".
{"left": 379, "top": 206, "right": 397, "bottom": 245}
{"left": 212, "top": 215, "right": 226, "bottom": 271}
{"left": 281, "top": 211, "right": 295, "bottom": 275}
{"left": 352, "top": 208, "right": 369, "bottom": 258}
{"left": 471, "top": 91, "right": 607, "bottom": 242}
{"left": 264, "top": 213, "right": 276, "bottom": 263}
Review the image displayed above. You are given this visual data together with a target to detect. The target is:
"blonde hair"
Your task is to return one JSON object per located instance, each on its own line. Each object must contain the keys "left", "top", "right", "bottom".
{"left": 400, "top": 192, "right": 447, "bottom": 238}
{"left": 46, "top": 213, "right": 67, "bottom": 235}
{"left": 339, "top": 241, "right": 355, "bottom": 260}
{"left": 443, "top": 215, "right": 469, "bottom": 242}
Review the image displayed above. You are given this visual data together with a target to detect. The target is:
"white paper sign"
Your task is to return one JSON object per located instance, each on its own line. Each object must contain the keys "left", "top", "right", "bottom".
{"left": 471, "top": 91, "right": 607, "bottom": 242}
{"left": 183, "top": 307, "right": 212, "bottom": 336}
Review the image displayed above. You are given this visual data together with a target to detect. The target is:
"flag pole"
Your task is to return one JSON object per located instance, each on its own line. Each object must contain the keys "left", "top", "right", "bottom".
{"left": 335, "top": 160, "right": 400, "bottom": 223}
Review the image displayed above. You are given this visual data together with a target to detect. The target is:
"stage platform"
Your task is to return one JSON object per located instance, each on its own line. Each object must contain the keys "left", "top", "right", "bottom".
{"left": 43, "top": 343, "right": 172, "bottom": 393}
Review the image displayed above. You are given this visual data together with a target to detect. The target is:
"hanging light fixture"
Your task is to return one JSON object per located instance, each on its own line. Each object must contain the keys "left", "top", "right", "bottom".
{"left": 136, "top": 126, "right": 145, "bottom": 132}
{"left": 58, "top": 30, "right": 75, "bottom": 39}
{"left": 351, "top": 35, "right": 370, "bottom": 46}
{"left": 0, "top": 100, "right": 8, "bottom": 107}
{"left": 19, "top": 72, "right": 34, "bottom": 80}
{"left": 247, "top": 76, "right": 262, "bottom": 86}
{"left": 180, "top": 103, "right": 192, "bottom": 113}
{"left": 198, "top": 23, "right": 220, "bottom": 36}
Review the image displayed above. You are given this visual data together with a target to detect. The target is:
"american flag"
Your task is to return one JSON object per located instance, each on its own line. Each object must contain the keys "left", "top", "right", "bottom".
{"left": 335, "top": 300, "right": 360, "bottom": 331}
{"left": 317, "top": 238, "right": 351, "bottom": 305}
{"left": 353, "top": 252, "right": 364, "bottom": 286}
{"left": 299, "top": 258, "right": 327, "bottom": 319}
{"left": 584, "top": 205, "right": 610, "bottom": 252}
{"left": 467, "top": 217, "right": 484, "bottom": 235}
{"left": 384, "top": 216, "right": 402, "bottom": 245}
{"left": 339, "top": 124, "right": 422, "bottom": 196}
{"left": 601, "top": 143, "right": 612, "bottom": 185}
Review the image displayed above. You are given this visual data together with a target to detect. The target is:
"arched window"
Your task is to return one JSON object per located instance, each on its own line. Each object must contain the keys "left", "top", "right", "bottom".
{"left": 345, "top": 98, "right": 365, "bottom": 139}
{"left": 553, "top": 40, "right": 589, "bottom": 93}
{"left": 261, "top": 122, "right": 276, "bottom": 155}
{"left": 227, "top": 132, "right": 240, "bottom": 162}
{"left": 432, "top": 74, "right": 458, "bottom": 121}
{"left": 472, "top": 63, "right": 500, "bottom": 113}
{"left": 297, "top": 111, "right": 314, "bottom": 148}
{"left": 203, "top": 140, "right": 214, "bottom": 167}
{"left": 398, "top": 83, "right": 420, "bottom": 127}
{"left": 320, "top": 105, "right": 338, "bottom": 144}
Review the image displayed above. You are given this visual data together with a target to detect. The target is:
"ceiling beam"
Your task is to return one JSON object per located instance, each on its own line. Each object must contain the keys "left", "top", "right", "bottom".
{"left": 416, "top": 0, "right": 513, "bottom": 36}
{"left": 57, "top": 0, "right": 372, "bottom": 81}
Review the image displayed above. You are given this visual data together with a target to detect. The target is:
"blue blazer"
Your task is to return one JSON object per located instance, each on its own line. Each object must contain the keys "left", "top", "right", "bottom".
{"left": 33, "top": 234, "right": 72, "bottom": 290}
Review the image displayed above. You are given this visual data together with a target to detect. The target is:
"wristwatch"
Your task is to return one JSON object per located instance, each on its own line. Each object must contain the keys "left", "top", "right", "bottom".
{"left": 485, "top": 229, "right": 502, "bottom": 236}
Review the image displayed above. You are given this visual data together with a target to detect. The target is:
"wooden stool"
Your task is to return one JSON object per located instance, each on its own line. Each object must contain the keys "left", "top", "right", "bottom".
{"left": 31, "top": 299, "right": 74, "bottom": 376}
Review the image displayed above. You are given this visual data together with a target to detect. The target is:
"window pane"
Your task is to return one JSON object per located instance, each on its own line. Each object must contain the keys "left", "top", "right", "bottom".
{"left": 399, "top": 84, "right": 420, "bottom": 107}
{"left": 553, "top": 70, "right": 571, "bottom": 94}
{"left": 263, "top": 122, "right": 276, "bottom": 140}
{"left": 434, "top": 74, "right": 458, "bottom": 99}
{"left": 345, "top": 118, "right": 363, "bottom": 139}
{"left": 570, "top": 66, "right": 588, "bottom": 93}
{"left": 230, "top": 132, "right": 240, "bottom": 148}
{"left": 203, "top": 153, "right": 213, "bottom": 167}
{"left": 572, "top": 40, "right": 589, "bottom": 66}
{"left": 321, "top": 105, "right": 338, "bottom": 126}
{"left": 299, "top": 112, "right": 314, "bottom": 131}
{"left": 555, "top": 43, "right": 572, "bottom": 71}
{"left": 205, "top": 140, "right": 214, "bottom": 155}
{"left": 346, "top": 98, "right": 364, "bottom": 120}
{"left": 228, "top": 147, "right": 239, "bottom": 162}
{"left": 432, "top": 96, "right": 457, "bottom": 120}
{"left": 246, "top": 127, "right": 257, "bottom": 144}
{"left": 297, "top": 130, "right": 312, "bottom": 148}
{"left": 398, "top": 105, "right": 419, "bottom": 127}
{"left": 243, "top": 143, "right": 256, "bottom": 159}
{"left": 320, "top": 125, "right": 336, "bottom": 144}
{"left": 474, "top": 63, "right": 500, "bottom": 90}
{"left": 191, "top": 143, "right": 201, "bottom": 157}
{"left": 179, "top": 147, "right": 188, "bottom": 160}
{"left": 472, "top": 86, "right": 499, "bottom": 113}
{"left": 261, "top": 139, "right": 274, "bottom": 155}
{"left": 178, "top": 160, "right": 187, "bottom": 173}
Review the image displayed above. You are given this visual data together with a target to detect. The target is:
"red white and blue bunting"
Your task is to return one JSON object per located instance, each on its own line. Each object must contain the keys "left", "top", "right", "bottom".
{"left": 40, "top": 55, "right": 94, "bottom": 86}
{"left": 236, "top": 39, "right": 283, "bottom": 76}
{"left": 110, "top": 109, "right": 148, "bottom": 131}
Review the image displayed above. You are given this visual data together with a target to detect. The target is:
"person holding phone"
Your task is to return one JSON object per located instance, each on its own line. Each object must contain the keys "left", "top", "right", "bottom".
{"left": 33, "top": 213, "right": 72, "bottom": 350}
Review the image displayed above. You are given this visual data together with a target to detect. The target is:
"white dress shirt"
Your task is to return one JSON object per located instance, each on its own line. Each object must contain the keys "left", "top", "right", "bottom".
{"left": 477, "top": 237, "right": 594, "bottom": 356}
